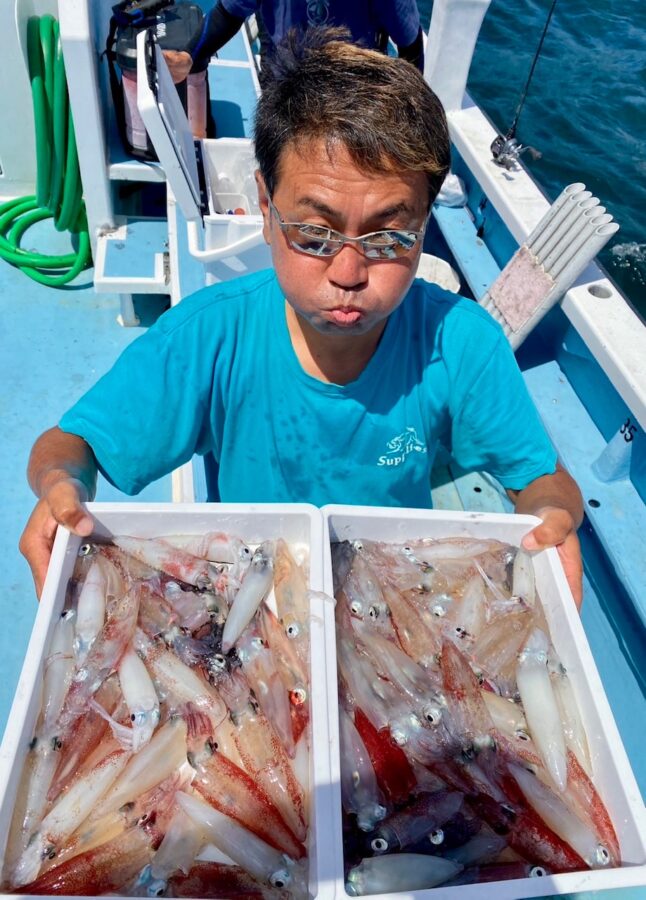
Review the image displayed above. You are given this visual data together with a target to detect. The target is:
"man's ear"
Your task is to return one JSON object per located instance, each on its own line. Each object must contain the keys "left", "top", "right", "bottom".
{"left": 255, "top": 171, "right": 271, "bottom": 245}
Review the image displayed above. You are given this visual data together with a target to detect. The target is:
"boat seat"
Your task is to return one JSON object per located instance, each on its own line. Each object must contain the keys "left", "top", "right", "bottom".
{"left": 415, "top": 252, "right": 461, "bottom": 292}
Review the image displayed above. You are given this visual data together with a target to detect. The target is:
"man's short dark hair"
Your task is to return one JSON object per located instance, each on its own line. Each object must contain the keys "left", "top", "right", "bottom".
{"left": 254, "top": 27, "right": 451, "bottom": 206}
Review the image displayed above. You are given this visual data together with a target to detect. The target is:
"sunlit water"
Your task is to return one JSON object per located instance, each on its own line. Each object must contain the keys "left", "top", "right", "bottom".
{"left": 417, "top": 0, "right": 646, "bottom": 319}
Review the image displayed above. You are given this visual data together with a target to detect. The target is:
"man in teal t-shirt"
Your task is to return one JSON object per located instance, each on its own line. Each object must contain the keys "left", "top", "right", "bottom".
{"left": 57, "top": 270, "right": 556, "bottom": 508}
{"left": 20, "top": 30, "right": 584, "bottom": 604}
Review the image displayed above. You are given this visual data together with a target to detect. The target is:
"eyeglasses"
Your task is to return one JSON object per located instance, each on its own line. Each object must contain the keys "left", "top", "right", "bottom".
{"left": 267, "top": 196, "right": 426, "bottom": 260}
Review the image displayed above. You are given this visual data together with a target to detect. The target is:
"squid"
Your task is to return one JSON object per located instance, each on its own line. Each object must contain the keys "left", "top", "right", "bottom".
{"left": 176, "top": 790, "right": 307, "bottom": 893}
{"left": 346, "top": 853, "right": 463, "bottom": 895}
{"left": 339, "top": 707, "right": 387, "bottom": 832}
{"left": 221, "top": 541, "right": 275, "bottom": 653}
{"left": 11, "top": 749, "right": 130, "bottom": 888}
{"left": 516, "top": 628, "right": 567, "bottom": 791}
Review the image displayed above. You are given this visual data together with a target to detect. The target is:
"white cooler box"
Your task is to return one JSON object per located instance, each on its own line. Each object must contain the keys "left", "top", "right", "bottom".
{"left": 0, "top": 503, "right": 337, "bottom": 900}
{"left": 321, "top": 505, "right": 646, "bottom": 900}
{"left": 136, "top": 30, "right": 271, "bottom": 285}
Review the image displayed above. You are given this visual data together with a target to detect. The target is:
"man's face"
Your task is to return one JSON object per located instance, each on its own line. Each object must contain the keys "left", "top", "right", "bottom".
{"left": 257, "top": 140, "right": 429, "bottom": 338}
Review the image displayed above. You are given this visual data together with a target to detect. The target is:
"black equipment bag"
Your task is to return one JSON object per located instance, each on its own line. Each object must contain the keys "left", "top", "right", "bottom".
{"left": 105, "top": 0, "right": 204, "bottom": 161}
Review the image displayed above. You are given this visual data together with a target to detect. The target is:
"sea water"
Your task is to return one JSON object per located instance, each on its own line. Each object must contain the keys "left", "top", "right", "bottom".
{"left": 417, "top": 0, "right": 646, "bottom": 320}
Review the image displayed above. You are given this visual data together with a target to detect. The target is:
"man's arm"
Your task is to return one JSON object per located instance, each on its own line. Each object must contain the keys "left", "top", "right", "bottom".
{"left": 163, "top": 1, "right": 247, "bottom": 82}
{"left": 20, "top": 427, "right": 98, "bottom": 598}
{"left": 507, "top": 463, "right": 585, "bottom": 609}
{"left": 396, "top": 27, "right": 424, "bottom": 71}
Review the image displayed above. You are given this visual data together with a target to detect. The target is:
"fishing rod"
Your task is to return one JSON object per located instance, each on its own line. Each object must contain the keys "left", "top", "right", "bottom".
{"left": 491, "top": 0, "right": 558, "bottom": 169}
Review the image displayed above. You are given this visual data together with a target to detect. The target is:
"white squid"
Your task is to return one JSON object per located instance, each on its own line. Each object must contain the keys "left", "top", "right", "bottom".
{"left": 221, "top": 541, "right": 275, "bottom": 653}
{"left": 516, "top": 628, "right": 567, "bottom": 792}
{"left": 176, "top": 790, "right": 307, "bottom": 893}
{"left": 117, "top": 646, "right": 160, "bottom": 751}
{"left": 11, "top": 748, "right": 130, "bottom": 888}
{"left": 346, "top": 853, "right": 463, "bottom": 895}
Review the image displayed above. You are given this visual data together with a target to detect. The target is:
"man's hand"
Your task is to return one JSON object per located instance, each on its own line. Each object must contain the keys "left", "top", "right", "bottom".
{"left": 22, "top": 427, "right": 98, "bottom": 598}
{"left": 162, "top": 50, "right": 193, "bottom": 83}
{"left": 19, "top": 479, "right": 94, "bottom": 599}
{"left": 508, "top": 465, "right": 584, "bottom": 610}
{"left": 521, "top": 506, "right": 583, "bottom": 610}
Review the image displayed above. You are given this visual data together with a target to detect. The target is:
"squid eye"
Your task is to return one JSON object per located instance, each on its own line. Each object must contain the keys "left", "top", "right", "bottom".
{"left": 594, "top": 845, "right": 611, "bottom": 866}
{"left": 290, "top": 686, "right": 307, "bottom": 706}
{"left": 350, "top": 601, "right": 362, "bottom": 616}
{"left": 368, "top": 605, "right": 379, "bottom": 620}
{"left": 270, "top": 869, "right": 290, "bottom": 888}
{"left": 352, "top": 541, "right": 364, "bottom": 551}
{"left": 422, "top": 705, "right": 442, "bottom": 726}
{"left": 515, "top": 729, "right": 531, "bottom": 742}
{"left": 78, "top": 543, "right": 94, "bottom": 557}
{"left": 530, "top": 866, "right": 547, "bottom": 877}
{"left": 370, "top": 837, "right": 388, "bottom": 853}
{"left": 286, "top": 622, "right": 300, "bottom": 638}
{"left": 429, "top": 828, "right": 444, "bottom": 845}
{"left": 432, "top": 604, "right": 446, "bottom": 617}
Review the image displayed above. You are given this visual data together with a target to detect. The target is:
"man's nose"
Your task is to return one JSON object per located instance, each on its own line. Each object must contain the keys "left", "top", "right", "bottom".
{"left": 326, "top": 242, "right": 369, "bottom": 289}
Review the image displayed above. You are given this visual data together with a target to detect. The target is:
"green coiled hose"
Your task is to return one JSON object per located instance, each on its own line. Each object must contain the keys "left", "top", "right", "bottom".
{"left": 0, "top": 15, "right": 91, "bottom": 286}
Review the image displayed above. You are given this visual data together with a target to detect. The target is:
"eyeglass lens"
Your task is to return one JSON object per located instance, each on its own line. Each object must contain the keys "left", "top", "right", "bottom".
{"left": 269, "top": 196, "right": 422, "bottom": 259}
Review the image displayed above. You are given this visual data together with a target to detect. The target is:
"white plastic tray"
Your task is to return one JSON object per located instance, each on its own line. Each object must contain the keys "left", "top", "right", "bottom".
{"left": 0, "top": 503, "right": 337, "bottom": 900}
{"left": 321, "top": 505, "right": 646, "bottom": 900}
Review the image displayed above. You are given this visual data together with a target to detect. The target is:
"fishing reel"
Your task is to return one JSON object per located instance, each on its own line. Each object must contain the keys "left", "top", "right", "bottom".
{"left": 491, "top": 133, "right": 542, "bottom": 170}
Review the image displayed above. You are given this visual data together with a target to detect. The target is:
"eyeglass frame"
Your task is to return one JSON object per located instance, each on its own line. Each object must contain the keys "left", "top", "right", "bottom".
{"left": 266, "top": 194, "right": 429, "bottom": 260}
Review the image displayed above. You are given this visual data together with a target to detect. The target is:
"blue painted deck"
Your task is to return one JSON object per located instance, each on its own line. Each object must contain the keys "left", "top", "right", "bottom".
{"left": 0, "top": 220, "right": 171, "bottom": 736}
{"left": 209, "top": 26, "right": 258, "bottom": 138}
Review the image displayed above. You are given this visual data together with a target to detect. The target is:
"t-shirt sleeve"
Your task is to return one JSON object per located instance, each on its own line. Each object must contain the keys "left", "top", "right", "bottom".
{"left": 58, "top": 306, "right": 217, "bottom": 495}
{"left": 448, "top": 329, "right": 557, "bottom": 490}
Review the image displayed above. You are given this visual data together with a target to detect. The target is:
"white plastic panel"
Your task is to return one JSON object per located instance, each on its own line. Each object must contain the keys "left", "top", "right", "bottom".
{"left": 136, "top": 29, "right": 202, "bottom": 222}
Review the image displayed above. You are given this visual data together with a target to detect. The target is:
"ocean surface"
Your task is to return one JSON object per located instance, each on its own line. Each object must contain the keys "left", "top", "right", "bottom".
{"left": 417, "top": 0, "right": 646, "bottom": 320}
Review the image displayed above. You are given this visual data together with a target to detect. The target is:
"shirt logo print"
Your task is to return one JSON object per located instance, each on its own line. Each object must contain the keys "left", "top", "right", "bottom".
{"left": 377, "top": 427, "right": 427, "bottom": 467}
{"left": 306, "top": 1, "right": 330, "bottom": 26}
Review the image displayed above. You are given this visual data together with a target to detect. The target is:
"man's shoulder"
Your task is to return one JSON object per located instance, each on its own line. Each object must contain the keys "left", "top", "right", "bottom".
{"left": 407, "top": 278, "right": 504, "bottom": 338}
{"left": 156, "top": 268, "right": 278, "bottom": 334}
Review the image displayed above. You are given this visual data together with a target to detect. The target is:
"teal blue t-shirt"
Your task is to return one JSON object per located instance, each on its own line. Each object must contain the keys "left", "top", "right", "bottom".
{"left": 59, "top": 269, "right": 556, "bottom": 506}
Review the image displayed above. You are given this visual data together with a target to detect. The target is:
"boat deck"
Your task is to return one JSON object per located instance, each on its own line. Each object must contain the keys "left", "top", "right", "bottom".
{"left": 0, "top": 235, "right": 172, "bottom": 725}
